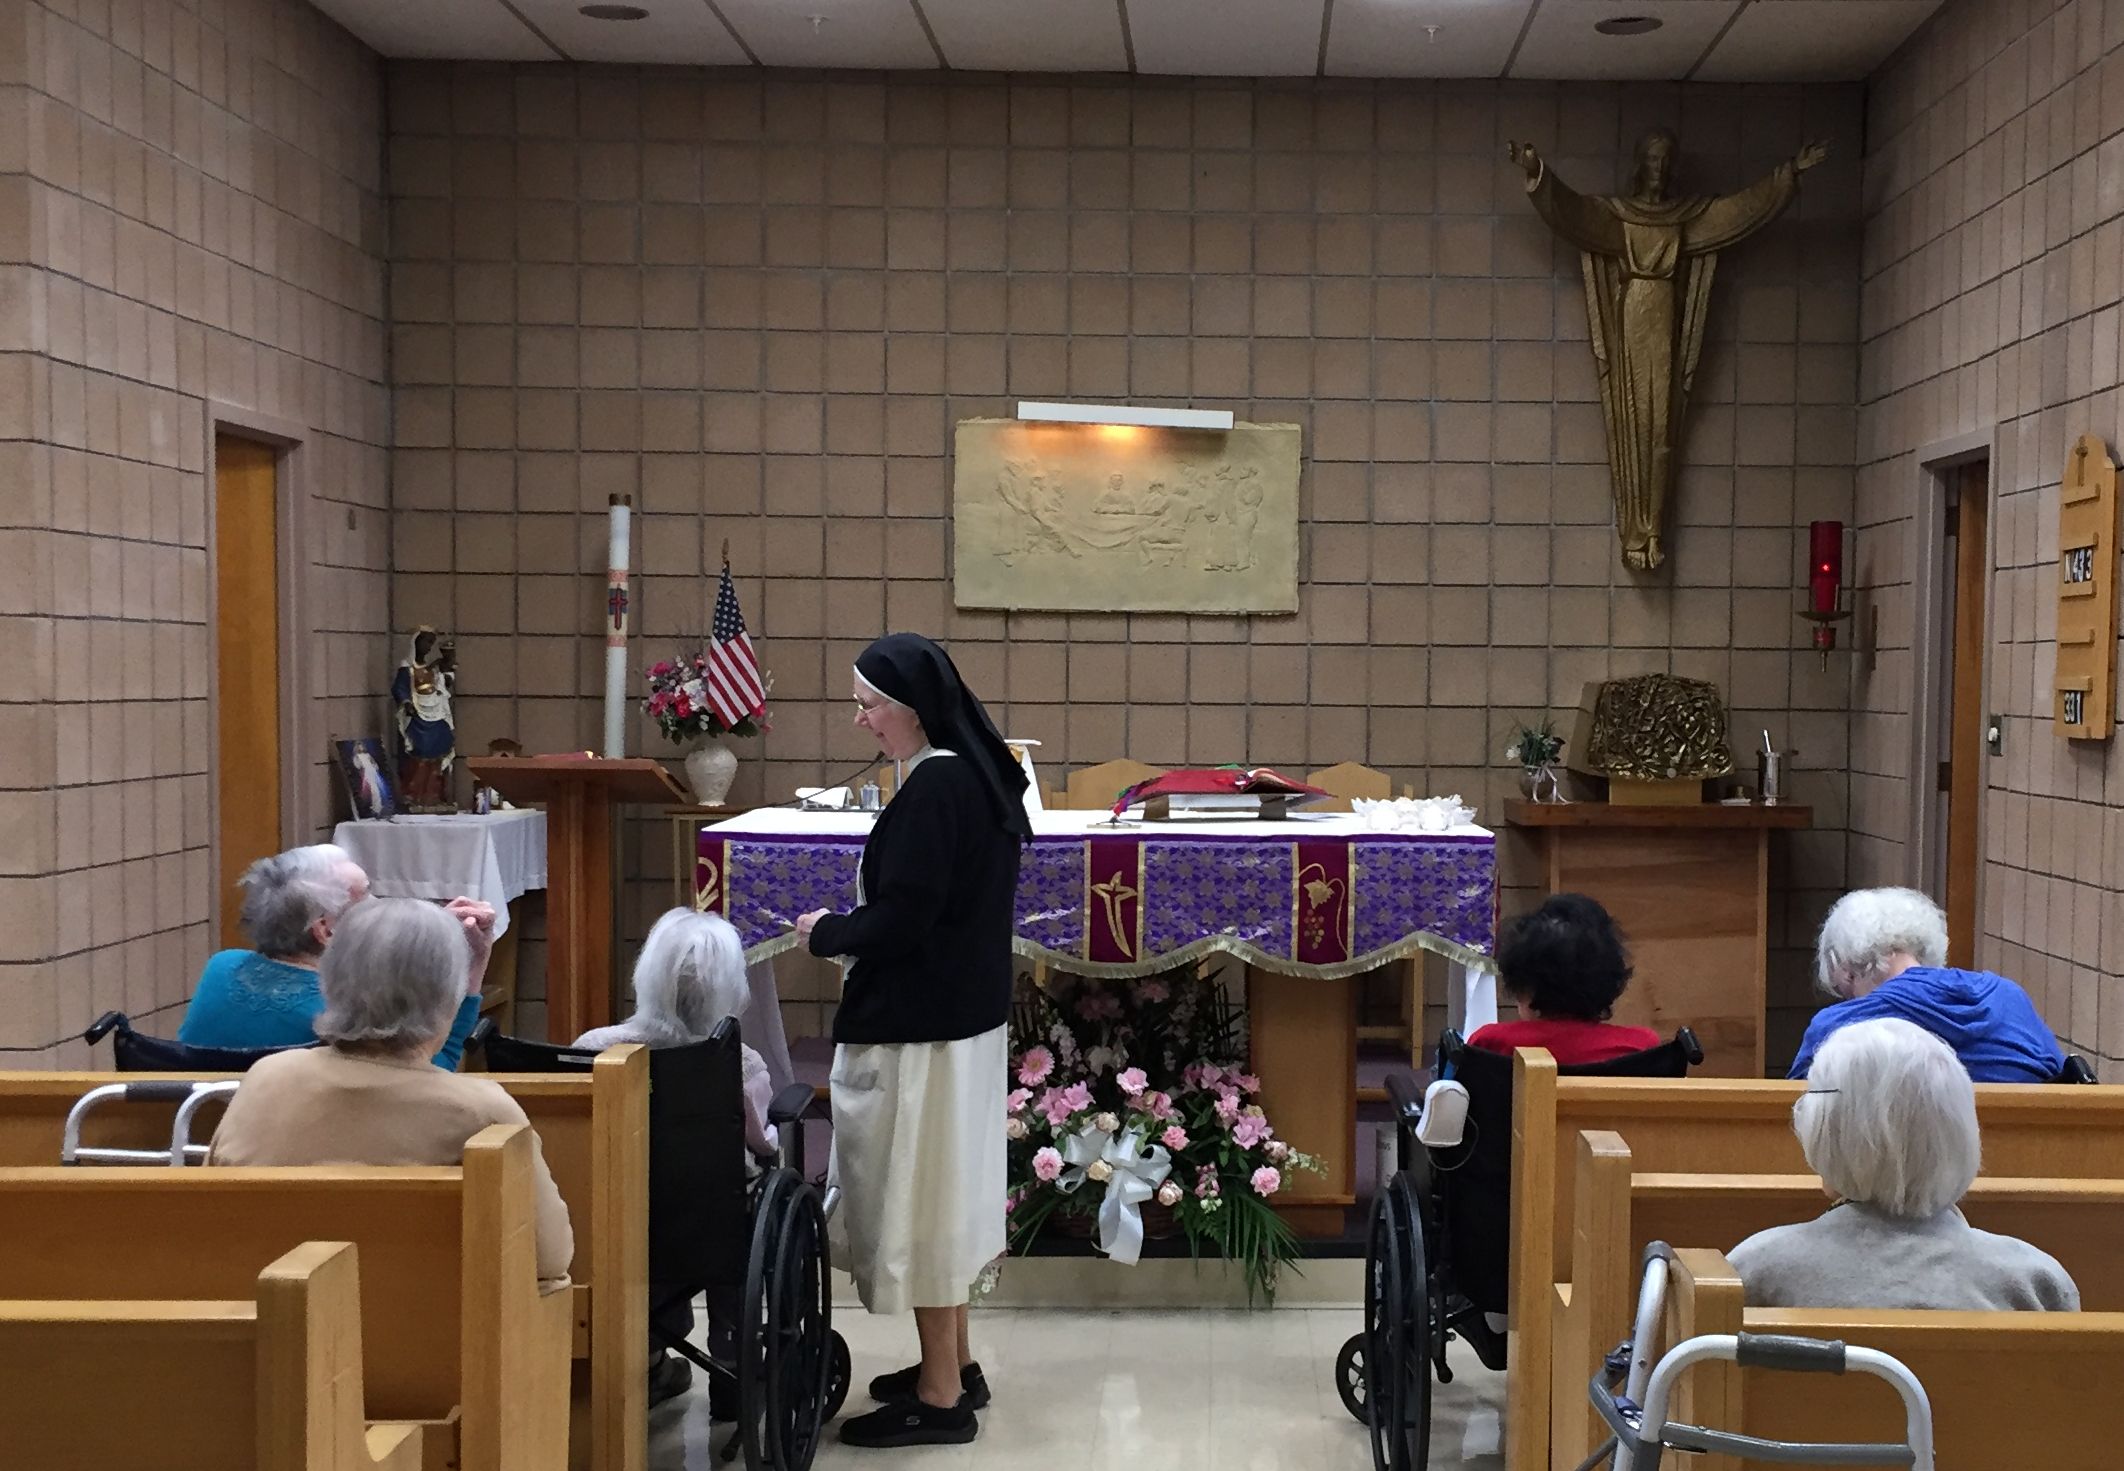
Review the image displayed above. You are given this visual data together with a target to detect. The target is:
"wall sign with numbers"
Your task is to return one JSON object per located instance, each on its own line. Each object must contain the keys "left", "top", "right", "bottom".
{"left": 2055, "top": 434, "right": 2119, "bottom": 740}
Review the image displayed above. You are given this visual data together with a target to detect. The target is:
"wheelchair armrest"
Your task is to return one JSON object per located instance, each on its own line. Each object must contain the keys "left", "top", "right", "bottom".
{"left": 1384, "top": 1071, "right": 1426, "bottom": 1126}
{"left": 768, "top": 1082, "right": 820, "bottom": 1128}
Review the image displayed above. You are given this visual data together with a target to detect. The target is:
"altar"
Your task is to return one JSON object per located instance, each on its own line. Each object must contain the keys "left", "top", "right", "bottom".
{"left": 698, "top": 807, "right": 1499, "bottom": 1233}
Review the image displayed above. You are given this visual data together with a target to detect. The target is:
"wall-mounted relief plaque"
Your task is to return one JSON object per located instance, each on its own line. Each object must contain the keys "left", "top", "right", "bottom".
{"left": 951, "top": 418, "right": 1301, "bottom": 614}
{"left": 2055, "top": 434, "right": 2119, "bottom": 740}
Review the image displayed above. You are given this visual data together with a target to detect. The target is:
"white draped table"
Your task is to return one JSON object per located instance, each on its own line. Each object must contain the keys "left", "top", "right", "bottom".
{"left": 331, "top": 811, "right": 548, "bottom": 937}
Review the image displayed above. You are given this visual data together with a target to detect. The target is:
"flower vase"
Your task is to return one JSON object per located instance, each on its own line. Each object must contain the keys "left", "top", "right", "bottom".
{"left": 1519, "top": 764, "right": 1564, "bottom": 803}
{"left": 684, "top": 736, "right": 739, "bottom": 807}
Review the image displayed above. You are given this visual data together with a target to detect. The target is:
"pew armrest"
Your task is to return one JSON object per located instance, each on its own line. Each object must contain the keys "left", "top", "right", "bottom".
{"left": 365, "top": 1423, "right": 428, "bottom": 1471}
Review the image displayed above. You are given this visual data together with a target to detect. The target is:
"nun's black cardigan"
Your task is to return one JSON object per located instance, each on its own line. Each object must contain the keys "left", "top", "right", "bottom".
{"left": 807, "top": 753, "right": 1021, "bottom": 1044}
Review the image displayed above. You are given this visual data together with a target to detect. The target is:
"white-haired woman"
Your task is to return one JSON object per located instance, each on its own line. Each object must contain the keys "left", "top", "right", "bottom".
{"left": 576, "top": 908, "right": 776, "bottom": 1154}
{"left": 575, "top": 908, "right": 777, "bottom": 1411}
{"left": 1790, "top": 886, "right": 2064, "bottom": 1082}
{"left": 1731, "top": 1017, "right": 2076, "bottom": 1310}
{"left": 208, "top": 898, "right": 573, "bottom": 1287}
{"left": 177, "top": 843, "right": 488, "bottom": 1070}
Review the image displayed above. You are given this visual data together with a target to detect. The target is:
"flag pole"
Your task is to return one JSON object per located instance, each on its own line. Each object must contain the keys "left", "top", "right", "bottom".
{"left": 603, "top": 494, "right": 631, "bottom": 758}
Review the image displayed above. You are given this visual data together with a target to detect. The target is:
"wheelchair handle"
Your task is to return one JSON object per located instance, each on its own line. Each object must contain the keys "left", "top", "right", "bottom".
{"left": 83, "top": 1012, "right": 125, "bottom": 1046}
{"left": 1384, "top": 1071, "right": 1426, "bottom": 1125}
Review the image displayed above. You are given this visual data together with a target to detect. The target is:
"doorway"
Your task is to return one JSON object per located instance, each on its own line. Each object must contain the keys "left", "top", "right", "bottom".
{"left": 1935, "top": 461, "right": 1989, "bottom": 969}
{"left": 214, "top": 433, "right": 283, "bottom": 949}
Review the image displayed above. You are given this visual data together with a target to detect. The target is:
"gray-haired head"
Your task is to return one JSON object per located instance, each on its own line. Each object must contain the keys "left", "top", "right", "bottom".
{"left": 1793, "top": 1016, "right": 1980, "bottom": 1220}
{"left": 314, "top": 898, "right": 467, "bottom": 1054}
{"left": 1814, "top": 886, "right": 1949, "bottom": 1000}
{"left": 238, "top": 844, "right": 369, "bottom": 959}
{"left": 623, "top": 908, "right": 748, "bottom": 1046}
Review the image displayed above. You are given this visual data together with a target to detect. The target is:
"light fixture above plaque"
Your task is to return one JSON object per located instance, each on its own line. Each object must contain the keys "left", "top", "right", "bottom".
{"left": 1015, "top": 401, "right": 1234, "bottom": 432}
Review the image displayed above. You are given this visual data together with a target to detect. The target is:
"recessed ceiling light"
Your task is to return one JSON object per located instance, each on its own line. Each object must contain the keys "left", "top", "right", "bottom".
{"left": 579, "top": 3, "right": 648, "bottom": 19}
{"left": 1594, "top": 15, "right": 1664, "bottom": 35}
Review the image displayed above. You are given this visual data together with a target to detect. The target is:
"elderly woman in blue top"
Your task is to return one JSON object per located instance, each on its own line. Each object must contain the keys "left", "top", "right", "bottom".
{"left": 177, "top": 843, "right": 488, "bottom": 1070}
{"left": 1789, "top": 886, "right": 2064, "bottom": 1082}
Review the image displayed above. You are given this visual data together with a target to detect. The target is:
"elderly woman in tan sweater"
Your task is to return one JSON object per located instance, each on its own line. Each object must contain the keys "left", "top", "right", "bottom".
{"left": 208, "top": 897, "right": 574, "bottom": 1287}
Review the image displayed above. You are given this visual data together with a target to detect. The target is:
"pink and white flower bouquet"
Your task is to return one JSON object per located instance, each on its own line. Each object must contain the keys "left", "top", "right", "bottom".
{"left": 1005, "top": 969, "right": 1320, "bottom": 1303}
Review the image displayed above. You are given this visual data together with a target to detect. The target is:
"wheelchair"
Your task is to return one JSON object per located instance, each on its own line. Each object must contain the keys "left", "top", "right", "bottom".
{"left": 1338, "top": 1027, "right": 1703, "bottom": 1471}
{"left": 472, "top": 1018, "right": 852, "bottom": 1471}
{"left": 83, "top": 1009, "right": 309, "bottom": 1072}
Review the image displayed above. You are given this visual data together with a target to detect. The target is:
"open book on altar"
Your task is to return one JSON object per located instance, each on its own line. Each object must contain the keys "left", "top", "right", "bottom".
{"left": 1113, "top": 767, "right": 1330, "bottom": 820}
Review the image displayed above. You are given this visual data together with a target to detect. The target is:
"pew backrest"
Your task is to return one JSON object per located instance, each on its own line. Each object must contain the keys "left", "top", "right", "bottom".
{"left": 1508, "top": 1051, "right": 2124, "bottom": 1471}
{"left": 0, "top": 1123, "right": 563, "bottom": 1471}
{"left": 1658, "top": 1248, "right": 2124, "bottom": 1471}
{"left": 0, "top": 1240, "right": 426, "bottom": 1471}
{"left": 1550, "top": 1130, "right": 2124, "bottom": 1469}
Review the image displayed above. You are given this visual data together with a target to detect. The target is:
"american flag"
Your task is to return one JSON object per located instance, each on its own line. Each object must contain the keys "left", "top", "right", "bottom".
{"left": 702, "top": 562, "right": 766, "bottom": 727}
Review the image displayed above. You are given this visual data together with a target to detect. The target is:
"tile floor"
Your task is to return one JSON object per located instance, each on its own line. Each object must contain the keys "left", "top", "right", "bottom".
{"left": 648, "top": 1307, "right": 1507, "bottom": 1470}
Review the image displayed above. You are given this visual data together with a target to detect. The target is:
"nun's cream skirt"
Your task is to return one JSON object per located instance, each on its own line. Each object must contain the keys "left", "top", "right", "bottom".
{"left": 827, "top": 1023, "right": 1007, "bottom": 1315}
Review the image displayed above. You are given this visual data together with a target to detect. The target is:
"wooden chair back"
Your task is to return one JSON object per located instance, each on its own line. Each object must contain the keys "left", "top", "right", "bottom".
{"left": 1549, "top": 1128, "right": 2124, "bottom": 1467}
{"left": 1506, "top": 1054, "right": 2124, "bottom": 1471}
{"left": 0, "top": 1240, "right": 426, "bottom": 1471}
{"left": 1303, "top": 761, "right": 1392, "bottom": 813}
{"left": 1654, "top": 1248, "right": 2124, "bottom": 1471}
{"left": 0, "top": 1123, "right": 568, "bottom": 1471}
{"left": 1061, "top": 759, "right": 1165, "bottom": 811}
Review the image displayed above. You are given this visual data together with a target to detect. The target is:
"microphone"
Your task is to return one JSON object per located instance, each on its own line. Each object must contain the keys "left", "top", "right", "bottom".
{"left": 769, "top": 756, "right": 886, "bottom": 810}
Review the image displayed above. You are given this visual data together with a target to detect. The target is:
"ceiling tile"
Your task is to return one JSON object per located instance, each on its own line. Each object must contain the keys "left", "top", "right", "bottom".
{"left": 920, "top": 0, "right": 1129, "bottom": 72}
{"left": 1694, "top": 0, "right": 1941, "bottom": 82}
{"left": 714, "top": 0, "right": 939, "bottom": 69}
{"left": 508, "top": 0, "right": 751, "bottom": 64}
{"left": 1511, "top": 0, "right": 1740, "bottom": 81}
{"left": 1324, "top": 0, "right": 1532, "bottom": 79}
{"left": 307, "top": 0, "right": 557, "bottom": 59}
{"left": 1125, "top": 0, "right": 1327, "bottom": 76}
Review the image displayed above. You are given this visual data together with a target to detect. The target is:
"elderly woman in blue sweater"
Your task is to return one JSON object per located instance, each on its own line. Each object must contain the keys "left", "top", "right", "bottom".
{"left": 1789, "top": 887, "right": 2064, "bottom": 1083}
{"left": 177, "top": 844, "right": 487, "bottom": 1070}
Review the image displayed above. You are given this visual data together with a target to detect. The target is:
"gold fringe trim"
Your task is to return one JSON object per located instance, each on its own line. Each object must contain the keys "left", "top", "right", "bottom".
{"left": 736, "top": 930, "right": 1495, "bottom": 980}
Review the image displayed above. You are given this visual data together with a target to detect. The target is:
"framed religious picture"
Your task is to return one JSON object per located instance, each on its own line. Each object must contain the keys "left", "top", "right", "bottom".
{"left": 334, "top": 736, "right": 398, "bottom": 820}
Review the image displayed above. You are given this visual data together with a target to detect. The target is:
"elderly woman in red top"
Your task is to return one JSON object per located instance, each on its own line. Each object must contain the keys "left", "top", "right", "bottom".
{"left": 1468, "top": 893, "right": 1660, "bottom": 1065}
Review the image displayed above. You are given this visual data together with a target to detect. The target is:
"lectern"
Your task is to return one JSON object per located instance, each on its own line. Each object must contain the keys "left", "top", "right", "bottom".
{"left": 1504, "top": 800, "right": 1810, "bottom": 1076}
{"left": 465, "top": 755, "right": 689, "bottom": 1041}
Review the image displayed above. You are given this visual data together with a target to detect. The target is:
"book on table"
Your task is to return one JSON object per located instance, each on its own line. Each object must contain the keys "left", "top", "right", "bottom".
{"left": 1113, "top": 767, "right": 1330, "bottom": 820}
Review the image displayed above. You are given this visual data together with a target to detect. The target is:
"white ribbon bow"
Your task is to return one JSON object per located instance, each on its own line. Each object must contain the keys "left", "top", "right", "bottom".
{"left": 1054, "top": 1125, "right": 1173, "bottom": 1266}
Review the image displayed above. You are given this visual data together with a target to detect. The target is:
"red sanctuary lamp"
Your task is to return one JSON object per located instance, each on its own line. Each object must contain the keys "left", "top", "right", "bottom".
{"left": 1796, "top": 519, "right": 1852, "bottom": 666}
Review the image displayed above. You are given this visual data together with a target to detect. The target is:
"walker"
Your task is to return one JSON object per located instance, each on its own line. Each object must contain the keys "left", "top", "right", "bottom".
{"left": 1577, "top": 1243, "right": 1936, "bottom": 1471}
{"left": 60, "top": 1079, "right": 237, "bottom": 1166}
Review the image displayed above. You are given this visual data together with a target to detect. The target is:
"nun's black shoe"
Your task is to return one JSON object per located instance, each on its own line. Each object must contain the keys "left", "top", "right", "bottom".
{"left": 866, "top": 1360, "right": 990, "bottom": 1409}
{"left": 837, "top": 1397, "right": 978, "bottom": 1447}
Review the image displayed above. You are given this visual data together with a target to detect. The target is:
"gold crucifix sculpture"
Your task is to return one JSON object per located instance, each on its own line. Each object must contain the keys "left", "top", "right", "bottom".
{"left": 1509, "top": 130, "right": 1828, "bottom": 570}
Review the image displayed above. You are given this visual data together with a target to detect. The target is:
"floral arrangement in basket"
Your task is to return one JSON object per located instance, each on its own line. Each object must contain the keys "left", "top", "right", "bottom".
{"left": 642, "top": 653, "right": 772, "bottom": 743}
{"left": 1004, "top": 968, "right": 1320, "bottom": 1304}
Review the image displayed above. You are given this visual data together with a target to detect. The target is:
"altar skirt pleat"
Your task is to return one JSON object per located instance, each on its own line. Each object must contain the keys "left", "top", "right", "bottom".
{"left": 827, "top": 1022, "right": 1007, "bottom": 1314}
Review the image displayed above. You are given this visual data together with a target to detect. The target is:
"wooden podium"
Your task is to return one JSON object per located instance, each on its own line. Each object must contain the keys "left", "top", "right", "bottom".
{"left": 465, "top": 756, "right": 689, "bottom": 1042}
{"left": 1504, "top": 800, "right": 1810, "bottom": 1077}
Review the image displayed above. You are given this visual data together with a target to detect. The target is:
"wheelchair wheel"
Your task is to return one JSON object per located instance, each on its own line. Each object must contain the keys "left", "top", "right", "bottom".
{"left": 764, "top": 1179, "right": 834, "bottom": 1471}
{"left": 738, "top": 1169, "right": 795, "bottom": 1471}
{"left": 1387, "top": 1174, "right": 1433, "bottom": 1470}
{"left": 1335, "top": 1332, "right": 1370, "bottom": 1423}
{"left": 1361, "top": 1185, "right": 1407, "bottom": 1471}
{"left": 824, "top": 1331, "right": 851, "bottom": 1422}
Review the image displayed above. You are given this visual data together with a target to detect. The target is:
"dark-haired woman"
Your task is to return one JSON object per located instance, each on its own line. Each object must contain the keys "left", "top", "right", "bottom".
{"left": 1468, "top": 893, "right": 1660, "bottom": 1064}
{"left": 793, "top": 632, "right": 1028, "bottom": 1448}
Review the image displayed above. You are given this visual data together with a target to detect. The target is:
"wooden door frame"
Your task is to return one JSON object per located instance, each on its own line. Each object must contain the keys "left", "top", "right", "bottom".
{"left": 1906, "top": 428, "right": 2000, "bottom": 930}
{"left": 204, "top": 404, "right": 315, "bottom": 945}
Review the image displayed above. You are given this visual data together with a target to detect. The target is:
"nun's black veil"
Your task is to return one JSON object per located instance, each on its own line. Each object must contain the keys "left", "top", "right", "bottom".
{"left": 856, "top": 632, "right": 1033, "bottom": 841}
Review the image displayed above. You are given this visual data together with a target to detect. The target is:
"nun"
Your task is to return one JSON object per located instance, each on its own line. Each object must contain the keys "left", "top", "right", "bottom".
{"left": 795, "top": 632, "right": 1029, "bottom": 1448}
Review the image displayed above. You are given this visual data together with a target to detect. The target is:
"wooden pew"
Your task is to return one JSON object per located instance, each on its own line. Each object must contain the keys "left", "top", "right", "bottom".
{"left": 1548, "top": 1128, "right": 2124, "bottom": 1468}
{"left": 0, "top": 1240, "right": 426, "bottom": 1471}
{"left": 0, "top": 1053, "right": 651, "bottom": 1471}
{"left": 0, "top": 1123, "right": 570, "bottom": 1471}
{"left": 1506, "top": 1051, "right": 2124, "bottom": 1471}
{"left": 1645, "top": 1248, "right": 2124, "bottom": 1470}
